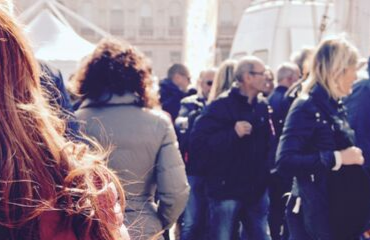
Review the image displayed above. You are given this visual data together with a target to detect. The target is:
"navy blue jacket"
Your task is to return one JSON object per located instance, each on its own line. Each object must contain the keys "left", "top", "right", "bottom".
{"left": 276, "top": 83, "right": 370, "bottom": 239}
{"left": 345, "top": 79, "right": 370, "bottom": 169}
{"left": 39, "top": 61, "right": 80, "bottom": 138}
{"left": 190, "top": 87, "right": 273, "bottom": 201}
{"left": 159, "top": 78, "right": 196, "bottom": 121}
{"left": 268, "top": 86, "right": 290, "bottom": 170}
{"left": 268, "top": 86, "right": 289, "bottom": 137}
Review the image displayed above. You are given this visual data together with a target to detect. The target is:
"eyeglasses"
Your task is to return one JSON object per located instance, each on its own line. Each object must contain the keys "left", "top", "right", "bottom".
{"left": 180, "top": 74, "right": 191, "bottom": 81}
{"left": 206, "top": 80, "right": 213, "bottom": 86}
{"left": 249, "top": 71, "right": 266, "bottom": 77}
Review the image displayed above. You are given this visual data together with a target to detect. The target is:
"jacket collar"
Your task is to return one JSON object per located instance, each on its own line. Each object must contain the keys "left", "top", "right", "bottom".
{"left": 310, "top": 83, "right": 343, "bottom": 112}
{"left": 229, "top": 86, "right": 258, "bottom": 106}
{"left": 79, "top": 92, "right": 140, "bottom": 109}
{"left": 160, "top": 78, "right": 182, "bottom": 92}
{"left": 275, "top": 85, "right": 288, "bottom": 93}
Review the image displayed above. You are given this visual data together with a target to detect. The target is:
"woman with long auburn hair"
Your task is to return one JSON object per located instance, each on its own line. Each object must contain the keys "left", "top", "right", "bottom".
{"left": 0, "top": 6, "right": 128, "bottom": 240}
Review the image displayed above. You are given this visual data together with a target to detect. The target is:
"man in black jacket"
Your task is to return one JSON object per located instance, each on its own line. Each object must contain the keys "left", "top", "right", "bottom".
{"left": 345, "top": 58, "right": 370, "bottom": 171}
{"left": 190, "top": 56, "right": 273, "bottom": 240}
{"left": 176, "top": 68, "right": 216, "bottom": 240}
{"left": 159, "top": 63, "right": 196, "bottom": 121}
{"left": 267, "top": 63, "right": 299, "bottom": 240}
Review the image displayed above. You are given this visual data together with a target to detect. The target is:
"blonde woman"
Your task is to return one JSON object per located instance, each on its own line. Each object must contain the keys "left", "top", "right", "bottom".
{"left": 276, "top": 37, "right": 370, "bottom": 239}
{"left": 207, "top": 59, "right": 237, "bottom": 103}
{"left": 0, "top": 6, "right": 128, "bottom": 240}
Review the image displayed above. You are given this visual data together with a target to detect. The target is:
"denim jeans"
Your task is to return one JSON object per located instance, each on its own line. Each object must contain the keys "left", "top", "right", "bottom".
{"left": 207, "top": 191, "right": 271, "bottom": 240}
{"left": 180, "top": 176, "right": 208, "bottom": 240}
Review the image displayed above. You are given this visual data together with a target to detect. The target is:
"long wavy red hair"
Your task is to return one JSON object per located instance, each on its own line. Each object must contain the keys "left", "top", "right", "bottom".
{"left": 0, "top": 7, "right": 125, "bottom": 240}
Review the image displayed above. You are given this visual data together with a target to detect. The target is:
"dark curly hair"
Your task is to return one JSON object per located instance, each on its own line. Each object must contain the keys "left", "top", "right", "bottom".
{"left": 72, "top": 38, "right": 157, "bottom": 108}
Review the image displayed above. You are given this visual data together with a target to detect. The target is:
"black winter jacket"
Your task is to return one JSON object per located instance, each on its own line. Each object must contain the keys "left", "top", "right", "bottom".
{"left": 159, "top": 78, "right": 196, "bottom": 121}
{"left": 276, "top": 83, "right": 370, "bottom": 240}
{"left": 345, "top": 78, "right": 370, "bottom": 169}
{"left": 190, "top": 87, "right": 273, "bottom": 201}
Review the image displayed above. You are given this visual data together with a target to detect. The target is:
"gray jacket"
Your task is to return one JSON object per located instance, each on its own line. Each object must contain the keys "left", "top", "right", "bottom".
{"left": 76, "top": 93, "right": 189, "bottom": 240}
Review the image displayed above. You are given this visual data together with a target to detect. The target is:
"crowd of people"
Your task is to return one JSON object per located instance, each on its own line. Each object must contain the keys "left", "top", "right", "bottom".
{"left": 0, "top": 3, "right": 370, "bottom": 240}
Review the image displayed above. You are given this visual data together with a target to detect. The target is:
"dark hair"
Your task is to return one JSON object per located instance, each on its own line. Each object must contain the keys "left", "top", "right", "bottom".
{"left": 167, "top": 63, "right": 190, "bottom": 80}
{"left": 73, "top": 38, "right": 157, "bottom": 108}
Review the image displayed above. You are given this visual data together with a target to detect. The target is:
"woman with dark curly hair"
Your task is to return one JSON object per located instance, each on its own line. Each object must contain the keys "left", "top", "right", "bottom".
{"left": 73, "top": 39, "right": 189, "bottom": 240}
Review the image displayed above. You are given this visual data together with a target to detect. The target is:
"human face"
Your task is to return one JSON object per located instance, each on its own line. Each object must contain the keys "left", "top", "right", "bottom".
{"left": 263, "top": 70, "right": 274, "bottom": 95}
{"left": 248, "top": 62, "right": 267, "bottom": 92}
{"left": 200, "top": 71, "right": 215, "bottom": 98}
{"left": 337, "top": 65, "right": 357, "bottom": 97}
{"left": 173, "top": 73, "right": 191, "bottom": 92}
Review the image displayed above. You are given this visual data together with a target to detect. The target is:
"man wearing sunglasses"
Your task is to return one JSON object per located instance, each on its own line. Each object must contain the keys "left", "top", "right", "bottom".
{"left": 174, "top": 68, "right": 216, "bottom": 240}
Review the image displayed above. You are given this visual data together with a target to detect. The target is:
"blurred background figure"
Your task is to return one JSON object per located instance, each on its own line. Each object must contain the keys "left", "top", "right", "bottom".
{"left": 175, "top": 68, "right": 216, "bottom": 240}
{"left": 262, "top": 66, "right": 275, "bottom": 97}
{"left": 160, "top": 63, "right": 196, "bottom": 121}
{"left": 175, "top": 68, "right": 216, "bottom": 160}
{"left": 207, "top": 59, "right": 237, "bottom": 103}
{"left": 345, "top": 57, "right": 370, "bottom": 171}
{"left": 267, "top": 62, "right": 299, "bottom": 240}
{"left": 73, "top": 38, "right": 189, "bottom": 240}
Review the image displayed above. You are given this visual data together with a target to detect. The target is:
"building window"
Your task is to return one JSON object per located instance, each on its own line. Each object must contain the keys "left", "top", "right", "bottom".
{"left": 168, "top": 1, "right": 183, "bottom": 36}
{"left": 221, "top": 49, "right": 230, "bottom": 61}
{"left": 253, "top": 49, "right": 269, "bottom": 63}
{"left": 219, "top": 2, "right": 234, "bottom": 26}
{"left": 110, "top": 9, "right": 124, "bottom": 35}
{"left": 139, "top": 3, "right": 153, "bottom": 36}
{"left": 144, "top": 51, "right": 153, "bottom": 59}
{"left": 80, "top": 0, "right": 95, "bottom": 36}
{"left": 170, "top": 51, "right": 182, "bottom": 63}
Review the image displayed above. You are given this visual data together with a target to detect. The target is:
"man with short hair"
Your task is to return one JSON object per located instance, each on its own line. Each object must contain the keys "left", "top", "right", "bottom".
{"left": 175, "top": 68, "right": 216, "bottom": 240}
{"left": 267, "top": 62, "right": 299, "bottom": 240}
{"left": 190, "top": 56, "right": 273, "bottom": 240}
{"left": 159, "top": 63, "right": 196, "bottom": 121}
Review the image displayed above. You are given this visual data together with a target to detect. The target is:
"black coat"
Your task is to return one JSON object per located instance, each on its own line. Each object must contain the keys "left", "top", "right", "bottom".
{"left": 276, "top": 83, "right": 370, "bottom": 239}
{"left": 159, "top": 78, "right": 196, "bottom": 121}
{"left": 268, "top": 86, "right": 290, "bottom": 170}
{"left": 190, "top": 87, "right": 273, "bottom": 201}
{"left": 345, "top": 78, "right": 370, "bottom": 169}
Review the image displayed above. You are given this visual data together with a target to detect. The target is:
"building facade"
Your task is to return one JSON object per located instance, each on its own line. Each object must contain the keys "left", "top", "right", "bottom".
{"left": 15, "top": 0, "right": 252, "bottom": 78}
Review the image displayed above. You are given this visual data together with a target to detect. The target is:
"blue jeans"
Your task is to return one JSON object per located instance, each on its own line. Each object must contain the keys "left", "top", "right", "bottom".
{"left": 180, "top": 176, "right": 208, "bottom": 240}
{"left": 207, "top": 191, "right": 271, "bottom": 240}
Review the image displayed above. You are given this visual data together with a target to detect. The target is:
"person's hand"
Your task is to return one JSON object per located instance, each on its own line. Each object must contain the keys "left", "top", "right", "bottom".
{"left": 340, "top": 146, "right": 364, "bottom": 166}
{"left": 234, "top": 121, "right": 253, "bottom": 138}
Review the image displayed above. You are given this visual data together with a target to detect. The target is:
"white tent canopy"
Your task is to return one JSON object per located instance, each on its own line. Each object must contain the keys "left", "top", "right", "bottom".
{"left": 25, "top": 9, "right": 95, "bottom": 81}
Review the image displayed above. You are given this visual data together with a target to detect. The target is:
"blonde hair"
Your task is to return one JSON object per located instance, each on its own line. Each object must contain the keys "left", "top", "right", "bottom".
{"left": 290, "top": 46, "right": 315, "bottom": 78}
{"left": 208, "top": 59, "right": 237, "bottom": 103}
{"left": 304, "top": 37, "right": 359, "bottom": 99}
{"left": 0, "top": 7, "right": 125, "bottom": 240}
